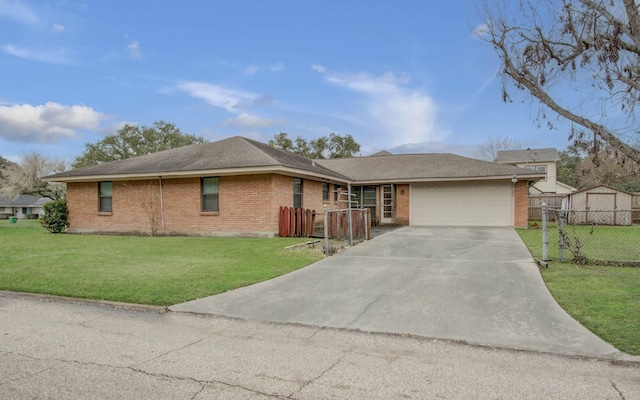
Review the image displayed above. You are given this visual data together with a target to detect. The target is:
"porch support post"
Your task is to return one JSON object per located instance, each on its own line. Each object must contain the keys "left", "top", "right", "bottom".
{"left": 323, "top": 204, "right": 329, "bottom": 256}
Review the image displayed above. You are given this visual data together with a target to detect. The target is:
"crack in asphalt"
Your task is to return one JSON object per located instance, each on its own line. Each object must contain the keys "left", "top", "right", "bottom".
{"left": 0, "top": 351, "right": 65, "bottom": 386}
{"left": 611, "top": 381, "right": 626, "bottom": 400}
{"left": 287, "top": 354, "right": 346, "bottom": 398}
{"left": 307, "top": 327, "right": 323, "bottom": 340}
{"left": 3, "top": 350, "right": 288, "bottom": 399}
{"left": 132, "top": 337, "right": 205, "bottom": 367}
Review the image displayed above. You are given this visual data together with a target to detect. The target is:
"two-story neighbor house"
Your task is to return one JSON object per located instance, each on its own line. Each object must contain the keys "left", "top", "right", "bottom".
{"left": 496, "top": 148, "right": 576, "bottom": 195}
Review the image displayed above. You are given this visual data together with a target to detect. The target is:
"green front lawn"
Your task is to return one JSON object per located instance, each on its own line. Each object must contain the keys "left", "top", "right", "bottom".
{"left": 0, "top": 220, "right": 323, "bottom": 306}
{"left": 518, "top": 227, "right": 640, "bottom": 355}
{"left": 518, "top": 224, "right": 640, "bottom": 262}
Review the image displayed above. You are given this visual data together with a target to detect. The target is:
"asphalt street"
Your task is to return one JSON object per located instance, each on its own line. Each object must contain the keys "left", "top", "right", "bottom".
{"left": 1, "top": 295, "right": 639, "bottom": 399}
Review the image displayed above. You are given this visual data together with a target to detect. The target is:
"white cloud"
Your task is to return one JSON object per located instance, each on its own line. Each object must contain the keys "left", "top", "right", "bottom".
{"left": 244, "top": 62, "right": 284, "bottom": 76}
{"left": 52, "top": 23, "right": 65, "bottom": 32}
{"left": 313, "top": 66, "right": 441, "bottom": 145}
{"left": 0, "top": 0, "right": 40, "bottom": 26}
{"left": 311, "top": 64, "right": 325, "bottom": 73}
{"left": 471, "top": 23, "right": 489, "bottom": 39}
{"left": 223, "top": 113, "right": 283, "bottom": 128}
{"left": 0, "top": 102, "right": 107, "bottom": 143}
{"left": 176, "top": 81, "right": 258, "bottom": 113}
{"left": 244, "top": 65, "right": 259, "bottom": 75}
{"left": 3, "top": 44, "right": 73, "bottom": 64}
{"left": 127, "top": 40, "right": 141, "bottom": 59}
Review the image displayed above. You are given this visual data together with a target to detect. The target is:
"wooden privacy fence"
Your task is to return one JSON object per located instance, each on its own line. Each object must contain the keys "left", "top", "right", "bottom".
{"left": 529, "top": 195, "right": 565, "bottom": 221}
{"left": 326, "top": 208, "right": 371, "bottom": 241}
{"left": 279, "top": 206, "right": 316, "bottom": 237}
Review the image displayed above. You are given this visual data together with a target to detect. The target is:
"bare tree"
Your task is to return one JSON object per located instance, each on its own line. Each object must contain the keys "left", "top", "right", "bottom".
{"left": 0, "top": 152, "right": 67, "bottom": 200}
{"left": 480, "top": 0, "right": 640, "bottom": 165}
{"left": 474, "top": 136, "right": 523, "bottom": 161}
{"left": 141, "top": 183, "right": 161, "bottom": 236}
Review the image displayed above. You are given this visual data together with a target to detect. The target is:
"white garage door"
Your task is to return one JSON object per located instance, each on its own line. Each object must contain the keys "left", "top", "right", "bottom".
{"left": 410, "top": 182, "right": 512, "bottom": 226}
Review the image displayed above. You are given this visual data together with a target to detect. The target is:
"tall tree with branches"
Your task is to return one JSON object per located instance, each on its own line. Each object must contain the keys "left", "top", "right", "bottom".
{"left": 474, "top": 136, "right": 523, "bottom": 161}
{"left": 0, "top": 152, "right": 67, "bottom": 200}
{"left": 72, "top": 121, "right": 205, "bottom": 168}
{"left": 481, "top": 0, "right": 640, "bottom": 165}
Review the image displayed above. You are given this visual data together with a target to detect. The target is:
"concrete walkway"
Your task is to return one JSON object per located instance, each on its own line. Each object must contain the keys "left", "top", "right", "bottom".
{"left": 171, "top": 226, "right": 627, "bottom": 359}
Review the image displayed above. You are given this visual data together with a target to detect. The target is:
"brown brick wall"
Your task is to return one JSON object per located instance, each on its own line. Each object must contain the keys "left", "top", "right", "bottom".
{"left": 66, "top": 174, "right": 331, "bottom": 237}
{"left": 514, "top": 180, "right": 529, "bottom": 228}
{"left": 394, "top": 184, "right": 410, "bottom": 225}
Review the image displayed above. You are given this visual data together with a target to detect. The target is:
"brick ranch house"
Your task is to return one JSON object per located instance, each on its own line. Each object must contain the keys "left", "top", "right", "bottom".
{"left": 44, "top": 136, "right": 544, "bottom": 236}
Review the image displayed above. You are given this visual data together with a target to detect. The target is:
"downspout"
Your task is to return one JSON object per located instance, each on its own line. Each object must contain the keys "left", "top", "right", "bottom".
{"left": 159, "top": 177, "right": 165, "bottom": 230}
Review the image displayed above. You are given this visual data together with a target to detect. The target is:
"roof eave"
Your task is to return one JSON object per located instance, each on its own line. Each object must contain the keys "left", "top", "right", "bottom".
{"left": 349, "top": 174, "right": 545, "bottom": 185}
{"left": 43, "top": 165, "right": 350, "bottom": 184}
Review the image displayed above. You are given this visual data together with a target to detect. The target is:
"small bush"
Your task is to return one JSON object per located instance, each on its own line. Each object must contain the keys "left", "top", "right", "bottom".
{"left": 40, "top": 199, "right": 69, "bottom": 233}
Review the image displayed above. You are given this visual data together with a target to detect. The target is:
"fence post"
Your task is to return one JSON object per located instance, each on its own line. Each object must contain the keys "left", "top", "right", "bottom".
{"left": 347, "top": 184, "right": 353, "bottom": 246}
{"left": 365, "top": 208, "right": 370, "bottom": 240}
{"left": 558, "top": 209, "right": 566, "bottom": 262}
{"left": 323, "top": 204, "right": 329, "bottom": 256}
{"left": 542, "top": 202, "right": 549, "bottom": 262}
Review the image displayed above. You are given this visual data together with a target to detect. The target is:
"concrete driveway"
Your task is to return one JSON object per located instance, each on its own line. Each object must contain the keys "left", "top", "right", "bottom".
{"left": 171, "top": 226, "right": 623, "bottom": 358}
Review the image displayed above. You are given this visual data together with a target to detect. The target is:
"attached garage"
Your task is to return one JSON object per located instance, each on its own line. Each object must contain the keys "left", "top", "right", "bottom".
{"left": 410, "top": 181, "right": 513, "bottom": 226}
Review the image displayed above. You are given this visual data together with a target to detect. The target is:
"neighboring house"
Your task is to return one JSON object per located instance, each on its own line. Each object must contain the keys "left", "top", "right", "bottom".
{"left": 0, "top": 195, "right": 52, "bottom": 219}
{"left": 567, "top": 185, "right": 634, "bottom": 226}
{"left": 44, "top": 136, "right": 544, "bottom": 236}
{"left": 495, "top": 148, "right": 576, "bottom": 195}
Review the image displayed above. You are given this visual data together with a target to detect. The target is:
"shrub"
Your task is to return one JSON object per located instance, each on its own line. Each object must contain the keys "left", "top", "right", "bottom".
{"left": 40, "top": 199, "right": 69, "bottom": 233}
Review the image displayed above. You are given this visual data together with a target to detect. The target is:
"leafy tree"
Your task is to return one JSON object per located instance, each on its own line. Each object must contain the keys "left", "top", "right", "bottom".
{"left": 481, "top": 0, "right": 640, "bottom": 165}
{"left": 557, "top": 142, "right": 640, "bottom": 191}
{"left": 72, "top": 121, "right": 206, "bottom": 168}
{"left": 269, "top": 132, "right": 294, "bottom": 152}
{"left": 326, "top": 133, "right": 360, "bottom": 158}
{"left": 474, "top": 136, "right": 522, "bottom": 161}
{"left": 40, "top": 199, "right": 69, "bottom": 233}
{"left": 556, "top": 146, "right": 583, "bottom": 188}
{"left": 268, "top": 132, "right": 360, "bottom": 159}
{"left": 0, "top": 151, "right": 66, "bottom": 200}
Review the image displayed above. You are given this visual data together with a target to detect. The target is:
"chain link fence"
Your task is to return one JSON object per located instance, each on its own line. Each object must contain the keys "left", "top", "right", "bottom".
{"left": 540, "top": 205, "right": 640, "bottom": 266}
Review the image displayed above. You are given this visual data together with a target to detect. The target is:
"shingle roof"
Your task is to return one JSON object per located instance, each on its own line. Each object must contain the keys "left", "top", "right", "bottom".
{"left": 45, "top": 136, "right": 544, "bottom": 183}
{"left": 46, "top": 136, "right": 348, "bottom": 181}
{"left": 0, "top": 195, "right": 50, "bottom": 206}
{"left": 496, "top": 148, "right": 560, "bottom": 163}
{"left": 369, "top": 150, "right": 393, "bottom": 156}
{"left": 316, "top": 153, "right": 541, "bottom": 183}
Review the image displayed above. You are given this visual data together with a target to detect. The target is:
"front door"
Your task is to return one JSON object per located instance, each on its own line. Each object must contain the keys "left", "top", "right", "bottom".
{"left": 380, "top": 184, "right": 395, "bottom": 224}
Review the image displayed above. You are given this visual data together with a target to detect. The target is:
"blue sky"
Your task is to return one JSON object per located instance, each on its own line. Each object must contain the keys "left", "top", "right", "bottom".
{"left": 0, "top": 0, "right": 572, "bottom": 164}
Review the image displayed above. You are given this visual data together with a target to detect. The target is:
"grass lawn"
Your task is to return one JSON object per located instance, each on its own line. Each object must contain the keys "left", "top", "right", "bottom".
{"left": 518, "top": 224, "right": 640, "bottom": 262}
{"left": 0, "top": 220, "right": 323, "bottom": 306}
{"left": 517, "top": 227, "right": 640, "bottom": 355}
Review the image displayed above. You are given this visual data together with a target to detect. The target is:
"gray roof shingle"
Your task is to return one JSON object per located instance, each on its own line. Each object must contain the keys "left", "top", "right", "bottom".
{"left": 496, "top": 148, "right": 560, "bottom": 163}
{"left": 46, "top": 136, "right": 348, "bottom": 180}
{"left": 0, "top": 195, "right": 51, "bottom": 207}
{"left": 45, "top": 136, "right": 544, "bottom": 183}
{"left": 316, "top": 153, "right": 541, "bottom": 182}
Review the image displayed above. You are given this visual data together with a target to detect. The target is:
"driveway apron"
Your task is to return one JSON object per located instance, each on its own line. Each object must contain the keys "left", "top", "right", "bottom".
{"left": 171, "top": 226, "right": 622, "bottom": 358}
